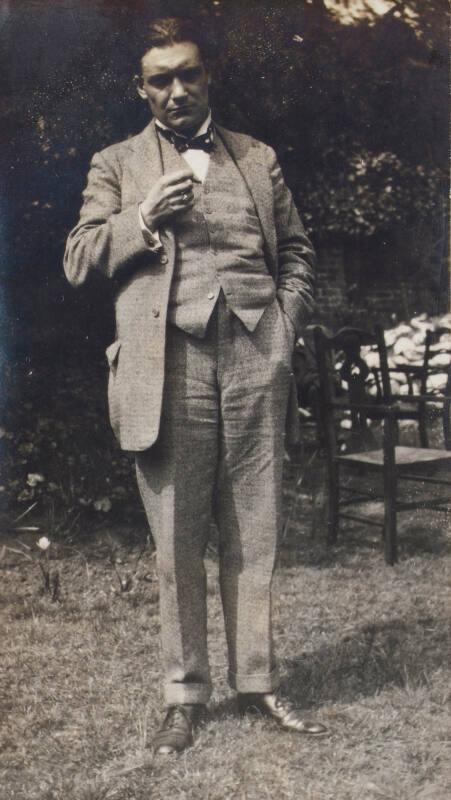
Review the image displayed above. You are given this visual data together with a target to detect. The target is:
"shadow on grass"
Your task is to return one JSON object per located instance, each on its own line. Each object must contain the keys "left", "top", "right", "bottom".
{"left": 187, "top": 611, "right": 451, "bottom": 723}
{"left": 282, "top": 444, "right": 451, "bottom": 569}
{"left": 280, "top": 510, "right": 451, "bottom": 570}
{"left": 282, "top": 615, "right": 451, "bottom": 710}
{"left": 398, "top": 519, "right": 451, "bottom": 559}
{"left": 206, "top": 695, "right": 239, "bottom": 723}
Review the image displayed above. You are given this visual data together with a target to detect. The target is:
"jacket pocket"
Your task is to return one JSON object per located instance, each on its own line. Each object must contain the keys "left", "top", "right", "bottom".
{"left": 105, "top": 340, "right": 121, "bottom": 369}
{"left": 281, "top": 310, "right": 296, "bottom": 349}
{"left": 275, "top": 298, "right": 296, "bottom": 350}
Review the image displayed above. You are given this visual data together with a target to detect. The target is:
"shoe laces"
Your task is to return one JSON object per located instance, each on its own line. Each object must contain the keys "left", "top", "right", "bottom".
{"left": 164, "top": 705, "right": 190, "bottom": 730}
{"left": 274, "top": 695, "right": 294, "bottom": 712}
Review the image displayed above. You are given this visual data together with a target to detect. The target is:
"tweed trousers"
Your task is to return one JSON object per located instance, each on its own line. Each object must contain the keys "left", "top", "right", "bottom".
{"left": 135, "top": 293, "right": 294, "bottom": 705}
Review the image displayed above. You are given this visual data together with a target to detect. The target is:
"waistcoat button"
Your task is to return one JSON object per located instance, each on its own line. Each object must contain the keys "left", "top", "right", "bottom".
{"left": 152, "top": 308, "right": 160, "bottom": 317}
{"left": 160, "top": 254, "right": 168, "bottom": 265}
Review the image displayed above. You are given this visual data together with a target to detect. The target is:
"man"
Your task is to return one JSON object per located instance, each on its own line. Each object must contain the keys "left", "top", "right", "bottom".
{"left": 64, "top": 17, "right": 327, "bottom": 754}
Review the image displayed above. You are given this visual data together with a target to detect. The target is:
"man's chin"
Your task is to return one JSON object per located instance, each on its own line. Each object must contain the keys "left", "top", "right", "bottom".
{"left": 171, "top": 121, "right": 195, "bottom": 135}
{"left": 164, "top": 110, "right": 208, "bottom": 136}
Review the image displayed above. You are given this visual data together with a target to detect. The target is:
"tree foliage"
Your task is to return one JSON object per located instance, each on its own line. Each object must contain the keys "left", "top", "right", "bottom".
{"left": 5, "top": 0, "right": 447, "bottom": 236}
{"left": 2, "top": 0, "right": 448, "bottom": 349}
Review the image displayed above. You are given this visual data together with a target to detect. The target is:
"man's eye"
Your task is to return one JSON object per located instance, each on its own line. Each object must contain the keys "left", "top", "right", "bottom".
{"left": 149, "top": 76, "right": 170, "bottom": 89}
{"left": 181, "top": 68, "right": 202, "bottom": 82}
{"left": 147, "top": 67, "right": 202, "bottom": 89}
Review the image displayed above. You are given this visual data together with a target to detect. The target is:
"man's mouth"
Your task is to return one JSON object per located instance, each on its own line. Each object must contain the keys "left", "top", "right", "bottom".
{"left": 168, "top": 107, "right": 192, "bottom": 116}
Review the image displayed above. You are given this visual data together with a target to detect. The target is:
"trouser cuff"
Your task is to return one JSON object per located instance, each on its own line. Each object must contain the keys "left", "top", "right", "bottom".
{"left": 228, "top": 667, "right": 280, "bottom": 694}
{"left": 164, "top": 682, "right": 211, "bottom": 706}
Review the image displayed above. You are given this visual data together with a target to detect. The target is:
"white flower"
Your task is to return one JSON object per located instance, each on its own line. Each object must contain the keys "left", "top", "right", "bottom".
{"left": 27, "top": 473, "right": 45, "bottom": 487}
{"left": 37, "top": 536, "right": 51, "bottom": 551}
{"left": 340, "top": 419, "right": 352, "bottom": 430}
{"left": 93, "top": 497, "right": 112, "bottom": 513}
{"left": 78, "top": 497, "right": 91, "bottom": 507}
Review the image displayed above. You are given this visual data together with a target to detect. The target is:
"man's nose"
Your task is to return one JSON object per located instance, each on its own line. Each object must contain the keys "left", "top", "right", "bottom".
{"left": 171, "top": 78, "right": 187, "bottom": 100}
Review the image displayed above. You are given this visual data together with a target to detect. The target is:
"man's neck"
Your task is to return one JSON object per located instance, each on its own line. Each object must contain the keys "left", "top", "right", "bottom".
{"left": 155, "top": 111, "right": 212, "bottom": 139}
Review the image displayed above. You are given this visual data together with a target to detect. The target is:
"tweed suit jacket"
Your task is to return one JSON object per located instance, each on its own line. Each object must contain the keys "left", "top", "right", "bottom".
{"left": 64, "top": 120, "right": 316, "bottom": 451}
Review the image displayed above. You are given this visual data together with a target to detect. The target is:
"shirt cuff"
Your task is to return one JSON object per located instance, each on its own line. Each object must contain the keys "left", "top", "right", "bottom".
{"left": 138, "top": 206, "right": 162, "bottom": 251}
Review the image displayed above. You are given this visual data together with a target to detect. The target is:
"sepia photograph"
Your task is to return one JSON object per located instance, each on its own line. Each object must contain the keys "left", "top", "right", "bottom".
{"left": 1, "top": 1, "right": 450, "bottom": 798}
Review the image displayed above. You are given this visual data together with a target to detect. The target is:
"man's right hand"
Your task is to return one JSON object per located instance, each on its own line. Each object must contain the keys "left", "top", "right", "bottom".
{"left": 140, "top": 168, "right": 195, "bottom": 232}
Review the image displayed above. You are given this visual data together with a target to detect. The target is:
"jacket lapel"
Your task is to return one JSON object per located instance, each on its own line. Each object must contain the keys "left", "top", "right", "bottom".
{"left": 215, "top": 124, "right": 275, "bottom": 268}
{"left": 126, "top": 120, "right": 176, "bottom": 257}
{"left": 127, "top": 120, "right": 163, "bottom": 198}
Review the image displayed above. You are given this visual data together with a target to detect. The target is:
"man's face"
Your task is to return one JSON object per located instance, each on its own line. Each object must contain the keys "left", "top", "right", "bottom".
{"left": 138, "top": 41, "right": 210, "bottom": 136}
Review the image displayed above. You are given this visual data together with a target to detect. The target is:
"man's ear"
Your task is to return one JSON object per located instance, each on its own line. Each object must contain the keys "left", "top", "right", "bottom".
{"left": 134, "top": 75, "right": 147, "bottom": 100}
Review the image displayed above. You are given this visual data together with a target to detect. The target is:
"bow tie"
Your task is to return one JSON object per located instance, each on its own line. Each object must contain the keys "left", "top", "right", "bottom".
{"left": 157, "top": 123, "right": 215, "bottom": 153}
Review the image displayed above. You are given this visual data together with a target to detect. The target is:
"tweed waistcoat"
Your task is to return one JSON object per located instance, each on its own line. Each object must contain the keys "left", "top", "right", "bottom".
{"left": 160, "top": 134, "right": 276, "bottom": 337}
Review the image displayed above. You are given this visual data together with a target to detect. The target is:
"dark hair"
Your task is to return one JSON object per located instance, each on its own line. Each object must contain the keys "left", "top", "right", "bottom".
{"left": 139, "top": 17, "right": 211, "bottom": 69}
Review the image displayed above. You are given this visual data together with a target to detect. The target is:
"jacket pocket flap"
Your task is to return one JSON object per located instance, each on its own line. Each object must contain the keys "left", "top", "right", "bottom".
{"left": 105, "top": 340, "right": 121, "bottom": 368}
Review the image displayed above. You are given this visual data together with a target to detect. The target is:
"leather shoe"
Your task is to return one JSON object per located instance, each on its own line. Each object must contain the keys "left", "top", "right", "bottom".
{"left": 237, "top": 692, "right": 328, "bottom": 735}
{"left": 152, "top": 704, "right": 204, "bottom": 755}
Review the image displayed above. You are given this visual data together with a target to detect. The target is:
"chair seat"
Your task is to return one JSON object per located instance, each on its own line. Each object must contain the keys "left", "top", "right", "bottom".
{"left": 334, "top": 398, "right": 425, "bottom": 419}
{"left": 360, "top": 401, "right": 422, "bottom": 419}
{"left": 338, "top": 445, "right": 451, "bottom": 467}
{"left": 312, "top": 323, "right": 451, "bottom": 563}
{"left": 396, "top": 402, "right": 423, "bottom": 417}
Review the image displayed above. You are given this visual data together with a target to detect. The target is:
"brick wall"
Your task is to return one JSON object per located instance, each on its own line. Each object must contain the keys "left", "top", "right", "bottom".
{"left": 314, "top": 241, "right": 448, "bottom": 326}
{"left": 315, "top": 245, "right": 347, "bottom": 318}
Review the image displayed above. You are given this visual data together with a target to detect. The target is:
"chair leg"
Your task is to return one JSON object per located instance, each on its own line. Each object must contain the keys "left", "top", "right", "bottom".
{"left": 443, "top": 393, "right": 451, "bottom": 450}
{"left": 383, "top": 471, "right": 397, "bottom": 565}
{"left": 327, "top": 461, "right": 339, "bottom": 545}
{"left": 382, "top": 412, "right": 398, "bottom": 565}
{"left": 418, "top": 403, "right": 428, "bottom": 448}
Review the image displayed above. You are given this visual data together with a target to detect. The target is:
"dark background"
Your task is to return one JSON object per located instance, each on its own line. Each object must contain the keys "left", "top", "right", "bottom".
{"left": 1, "top": 0, "right": 449, "bottom": 376}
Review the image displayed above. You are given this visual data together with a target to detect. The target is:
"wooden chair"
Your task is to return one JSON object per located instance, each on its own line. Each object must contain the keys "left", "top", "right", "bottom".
{"left": 364, "top": 325, "right": 451, "bottom": 447}
{"left": 304, "top": 323, "right": 447, "bottom": 447}
{"left": 443, "top": 363, "right": 451, "bottom": 450}
{"left": 312, "top": 325, "right": 451, "bottom": 565}
{"left": 372, "top": 325, "right": 451, "bottom": 447}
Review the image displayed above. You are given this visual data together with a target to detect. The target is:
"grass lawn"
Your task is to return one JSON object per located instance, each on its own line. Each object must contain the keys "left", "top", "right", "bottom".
{"left": 1, "top": 359, "right": 451, "bottom": 799}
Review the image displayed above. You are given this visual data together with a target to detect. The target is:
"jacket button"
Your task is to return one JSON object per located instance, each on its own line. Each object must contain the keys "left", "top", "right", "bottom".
{"left": 160, "top": 254, "right": 168, "bottom": 264}
{"left": 152, "top": 308, "right": 160, "bottom": 317}
{"left": 207, "top": 292, "right": 215, "bottom": 300}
